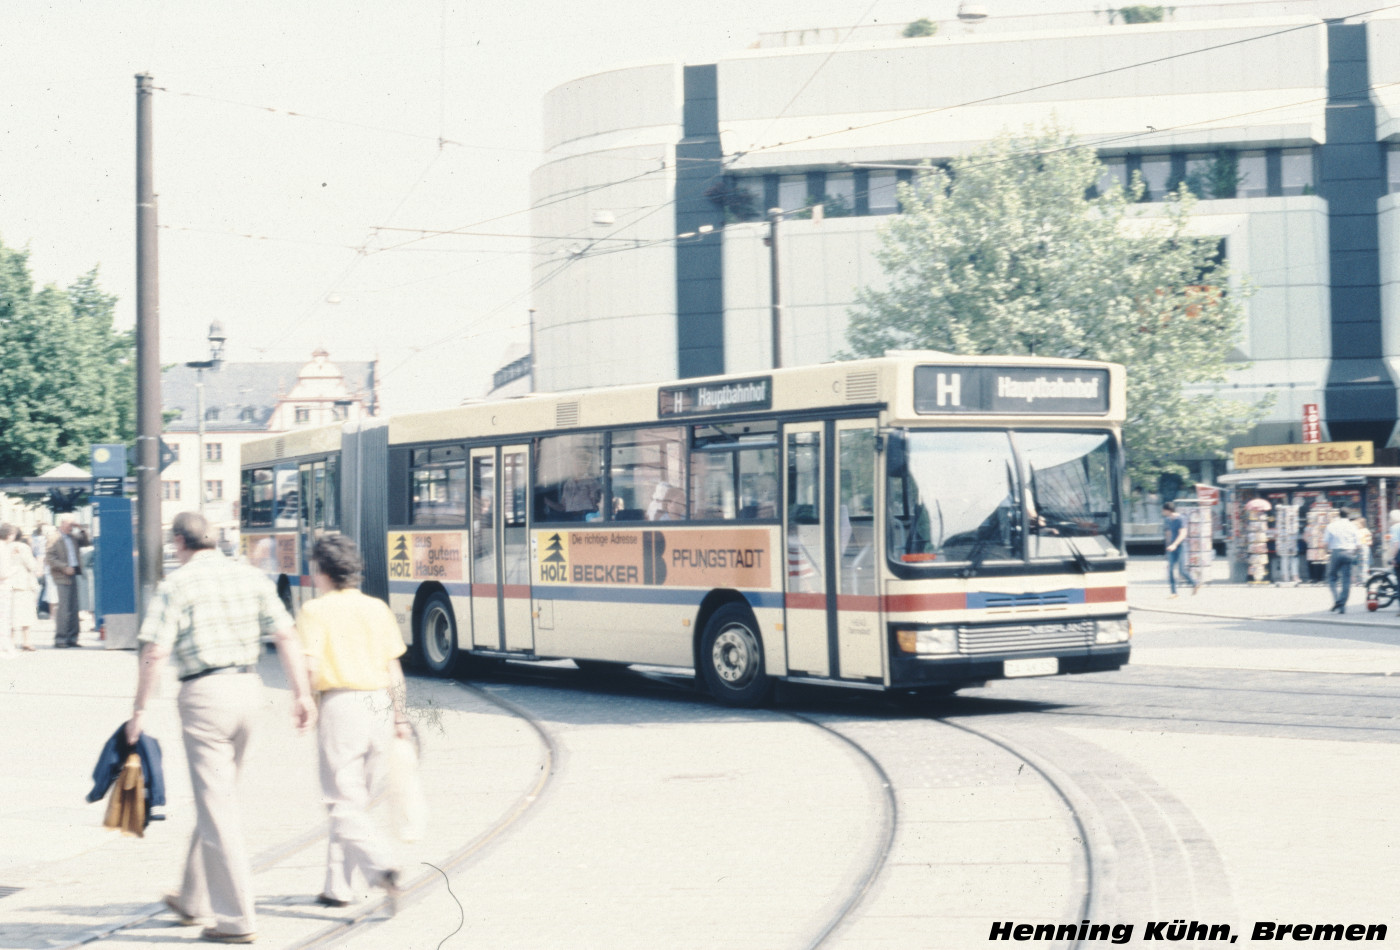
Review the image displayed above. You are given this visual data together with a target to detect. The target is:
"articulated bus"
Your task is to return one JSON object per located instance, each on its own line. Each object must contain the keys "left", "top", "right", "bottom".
{"left": 240, "top": 424, "right": 345, "bottom": 613}
{"left": 240, "top": 353, "right": 1130, "bottom": 706}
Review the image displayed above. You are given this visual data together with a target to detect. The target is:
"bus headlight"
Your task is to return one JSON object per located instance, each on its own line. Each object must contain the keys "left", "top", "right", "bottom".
{"left": 1094, "top": 618, "right": 1131, "bottom": 644}
{"left": 894, "top": 625, "right": 958, "bottom": 655}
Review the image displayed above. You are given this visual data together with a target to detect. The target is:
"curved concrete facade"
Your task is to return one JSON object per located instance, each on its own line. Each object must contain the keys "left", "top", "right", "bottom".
{"left": 531, "top": 7, "right": 1400, "bottom": 452}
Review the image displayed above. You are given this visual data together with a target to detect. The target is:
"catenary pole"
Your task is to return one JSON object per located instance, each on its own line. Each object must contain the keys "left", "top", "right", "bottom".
{"left": 767, "top": 207, "right": 782, "bottom": 369}
{"left": 135, "top": 73, "right": 162, "bottom": 614}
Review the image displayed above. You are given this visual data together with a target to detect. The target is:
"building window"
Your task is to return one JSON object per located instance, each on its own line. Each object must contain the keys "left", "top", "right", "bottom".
{"left": 1139, "top": 154, "right": 1173, "bottom": 201}
{"left": 867, "top": 170, "right": 899, "bottom": 214}
{"left": 1237, "top": 150, "right": 1268, "bottom": 198}
{"left": 162, "top": 480, "right": 181, "bottom": 500}
{"left": 1096, "top": 157, "right": 1128, "bottom": 196}
{"left": 777, "top": 174, "right": 807, "bottom": 214}
{"left": 822, "top": 172, "right": 856, "bottom": 217}
{"left": 167, "top": 443, "right": 180, "bottom": 461}
{"left": 204, "top": 407, "right": 219, "bottom": 422}
{"left": 1183, "top": 152, "right": 1236, "bottom": 200}
{"left": 295, "top": 407, "right": 310, "bottom": 424}
{"left": 239, "top": 407, "right": 257, "bottom": 423}
{"left": 205, "top": 442, "right": 222, "bottom": 462}
{"left": 206, "top": 480, "right": 223, "bottom": 501}
{"left": 1280, "top": 148, "right": 1313, "bottom": 196}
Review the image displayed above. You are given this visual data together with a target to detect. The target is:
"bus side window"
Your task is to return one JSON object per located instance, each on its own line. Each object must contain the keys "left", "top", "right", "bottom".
{"left": 536, "top": 433, "right": 604, "bottom": 522}
{"left": 611, "top": 426, "right": 685, "bottom": 522}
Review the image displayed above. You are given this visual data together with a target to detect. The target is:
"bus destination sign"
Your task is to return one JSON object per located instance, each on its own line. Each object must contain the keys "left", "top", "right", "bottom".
{"left": 659, "top": 376, "right": 772, "bottom": 418}
{"left": 913, "top": 365, "right": 1110, "bottom": 415}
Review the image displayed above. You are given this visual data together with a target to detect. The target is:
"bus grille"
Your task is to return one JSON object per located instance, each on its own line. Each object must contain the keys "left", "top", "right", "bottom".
{"left": 959, "top": 621, "right": 1094, "bottom": 656}
{"left": 556, "top": 401, "right": 580, "bottom": 427}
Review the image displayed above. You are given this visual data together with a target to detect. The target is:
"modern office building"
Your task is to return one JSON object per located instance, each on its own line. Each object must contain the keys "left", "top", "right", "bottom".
{"left": 529, "top": 1, "right": 1400, "bottom": 483}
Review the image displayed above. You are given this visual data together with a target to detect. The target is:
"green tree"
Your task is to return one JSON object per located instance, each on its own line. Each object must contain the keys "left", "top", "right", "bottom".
{"left": 0, "top": 239, "right": 136, "bottom": 477}
{"left": 902, "top": 18, "right": 938, "bottom": 38}
{"left": 1118, "top": 5, "right": 1165, "bottom": 24}
{"left": 845, "top": 129, "right": 1267, "bottom": 487}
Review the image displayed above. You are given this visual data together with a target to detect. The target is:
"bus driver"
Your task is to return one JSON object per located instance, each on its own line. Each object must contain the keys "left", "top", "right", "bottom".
{"left": 544, "top": 449, "right": 603, "bottom": 521}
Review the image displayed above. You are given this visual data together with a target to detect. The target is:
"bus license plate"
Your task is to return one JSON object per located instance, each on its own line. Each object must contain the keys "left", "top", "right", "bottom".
{"left": 1004, "top": 657, "right": 1058, "bottom": 678}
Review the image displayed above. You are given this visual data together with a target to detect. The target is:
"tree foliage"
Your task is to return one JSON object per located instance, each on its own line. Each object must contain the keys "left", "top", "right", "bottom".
{"left": 0, "top": 238, "right": 135, "bottom": 477}
{"left": 845, "top": 129, "right": 1267, "bottom": 487}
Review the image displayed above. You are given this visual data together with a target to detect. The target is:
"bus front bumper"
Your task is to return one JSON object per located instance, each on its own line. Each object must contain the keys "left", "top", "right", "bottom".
{"left": 889, "top": 643, "right": 1131, "bottom": 689}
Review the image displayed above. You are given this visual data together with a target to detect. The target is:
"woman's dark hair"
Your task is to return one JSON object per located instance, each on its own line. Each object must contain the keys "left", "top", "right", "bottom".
{"left": 311, "top": 534, "right": 363, "bottom": 590}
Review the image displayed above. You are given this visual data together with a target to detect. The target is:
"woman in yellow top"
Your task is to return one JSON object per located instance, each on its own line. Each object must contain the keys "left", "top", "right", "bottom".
{"left": 297, "top": 535, "right": 410, "bottom": 912}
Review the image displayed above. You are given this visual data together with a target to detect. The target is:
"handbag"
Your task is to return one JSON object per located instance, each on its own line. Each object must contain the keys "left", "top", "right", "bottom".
{"left": 386, "top": 728, "right": 427, "bottom": 843}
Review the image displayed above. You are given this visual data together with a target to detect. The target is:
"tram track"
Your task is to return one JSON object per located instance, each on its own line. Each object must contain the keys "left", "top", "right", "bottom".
{"left": 284, "top": 680, "right": 559, "bottom": 949}
{"left": 60, "top": 678, "right": 558, "bottom": 950}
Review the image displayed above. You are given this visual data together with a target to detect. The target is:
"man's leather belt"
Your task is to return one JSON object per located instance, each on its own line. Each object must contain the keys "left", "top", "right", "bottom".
{"left": 179, "top": 664, "right": 255, "bottom": 683}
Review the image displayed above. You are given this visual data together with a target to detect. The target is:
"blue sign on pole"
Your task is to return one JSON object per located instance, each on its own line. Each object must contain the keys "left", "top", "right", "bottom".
{"left": 92, "top": 496, "right": 137, "bottom": 619}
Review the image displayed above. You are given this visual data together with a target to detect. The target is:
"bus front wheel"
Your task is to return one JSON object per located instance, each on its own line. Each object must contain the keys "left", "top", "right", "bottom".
{"left": 418, "top": 591, "right": 459, "bottom": 677}
{"left": 699, "top": 604, "right": 772, "bottom": 708}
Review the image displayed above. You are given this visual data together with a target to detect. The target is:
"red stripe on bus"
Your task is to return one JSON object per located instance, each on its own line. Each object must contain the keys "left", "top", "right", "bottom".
{"left": 836, "top": 594, "right": 880, "bottom": 612}
{"left": 503, "top": 585, "right": 531, "bottom": 599}
{"left": 785, "top": 592, "right": 826, "bottom": 610}
{"left": 882, "top": 592, "right": 968, "bottom": 613}
{"left": 472, "top": 583, "right": 497, "bottom": 598}
{"left": 1085, "top": 586, "right": 1127, "bottom": 603}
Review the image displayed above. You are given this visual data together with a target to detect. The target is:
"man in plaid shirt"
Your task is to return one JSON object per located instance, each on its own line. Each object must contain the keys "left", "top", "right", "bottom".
{"left": 125, "top": 511, "right": 315, "bottom": 944}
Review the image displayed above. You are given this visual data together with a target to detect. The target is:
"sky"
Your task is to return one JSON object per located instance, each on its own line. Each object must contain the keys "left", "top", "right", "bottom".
{"left": 1, "top": 0, "right": 1149, "bottom": 414}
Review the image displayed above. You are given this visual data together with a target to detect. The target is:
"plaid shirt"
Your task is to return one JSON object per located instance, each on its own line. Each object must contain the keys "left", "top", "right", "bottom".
{"left": 138, "top": 549, "right": 293, "bottom": 679}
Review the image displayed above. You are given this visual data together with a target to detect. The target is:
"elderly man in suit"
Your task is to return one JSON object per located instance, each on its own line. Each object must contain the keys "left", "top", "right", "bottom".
{"left": 46, "top": 514, "right": 86, "bottom": 648}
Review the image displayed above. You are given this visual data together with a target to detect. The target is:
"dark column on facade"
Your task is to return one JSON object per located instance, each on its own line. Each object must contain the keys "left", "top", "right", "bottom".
{"left": 675, "top": 63, "right": 726, "bottom": 379}
{"left": 1321, "top": 21, "right": 1395, "bottom": 445}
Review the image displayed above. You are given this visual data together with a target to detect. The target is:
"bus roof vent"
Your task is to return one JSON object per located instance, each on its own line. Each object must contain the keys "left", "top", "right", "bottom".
{"left": 556, "top": 400, "right": 580, "bottom": 427}
{"left": 845, "top": 371, "right": 879, "bottom": 402}
{"left": 273, "top": 438, "right": 286, "bottom": 460}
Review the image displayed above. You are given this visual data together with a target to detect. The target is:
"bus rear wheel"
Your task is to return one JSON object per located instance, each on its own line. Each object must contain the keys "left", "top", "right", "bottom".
{"left": 417, "top": 591, "right": 460, "bottom": 676}
{"left": 699, "top": 604, "right": 772, "bottom": 707}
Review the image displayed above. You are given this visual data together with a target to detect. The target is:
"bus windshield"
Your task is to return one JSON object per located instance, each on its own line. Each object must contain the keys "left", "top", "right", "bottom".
{"left": 888, "top": 429, "right": 1121, "bottom": 567}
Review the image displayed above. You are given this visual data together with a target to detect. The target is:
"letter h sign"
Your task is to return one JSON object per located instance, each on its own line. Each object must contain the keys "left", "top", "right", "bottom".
{"left": 936, "top": 372, "right": 961, "bottom": 407}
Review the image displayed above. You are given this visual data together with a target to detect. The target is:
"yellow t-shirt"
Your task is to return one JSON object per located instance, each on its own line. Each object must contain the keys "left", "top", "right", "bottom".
{"left": 296, "top": 589, "right": 407, "bottom": 692}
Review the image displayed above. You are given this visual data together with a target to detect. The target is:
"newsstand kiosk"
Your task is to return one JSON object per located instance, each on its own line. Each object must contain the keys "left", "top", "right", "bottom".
{"left": 1216, "top": 466, "right": 1400, "bottom": 584}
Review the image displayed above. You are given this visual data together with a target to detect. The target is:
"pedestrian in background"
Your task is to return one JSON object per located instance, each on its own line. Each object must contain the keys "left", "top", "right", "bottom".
{"left": 1387, "top": 510, "right": 1400, "bottom": 572}
{"left": 296, "top": 534, "right": 406, "bottom": 913}
{"left": 125, "top": 511, "right": 316, "bottom": 944}
{"left": 1324, "top": 507, "right": 1361, "bottom": 613}
{"left": 1162, "top": 503, "right": 1199, "bottom": 597}
{"left": 1353, "top": 516, "right": 1373, "bottom": 586}
{"left": 45, "top": 515, "right": 84, "bottom": 647}
{"left": 5, "top": 525, "right": 39, "bottom": 651}
{"left": 0, "top": 525, "right": 14, "bottom": 656}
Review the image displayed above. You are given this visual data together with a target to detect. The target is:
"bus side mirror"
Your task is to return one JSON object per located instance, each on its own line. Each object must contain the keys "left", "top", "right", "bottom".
{"left": 886, "top": 431, "right": 907, "bottom": 478}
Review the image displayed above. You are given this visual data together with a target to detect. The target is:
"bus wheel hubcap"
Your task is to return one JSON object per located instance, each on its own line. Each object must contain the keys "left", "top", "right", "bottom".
{"left": 713, "top": 626, "right": 757, "bottom": 686}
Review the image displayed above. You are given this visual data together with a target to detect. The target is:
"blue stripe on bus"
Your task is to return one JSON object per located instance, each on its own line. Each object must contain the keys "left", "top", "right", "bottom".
{"left": 387, "top": 580, "right": 472, "bottom": 598}
{"left": 383, "top": 580, "right": 783, "bottom": 611}
{"left": 966, "top": 588, "right": 1085, "bottom": 609}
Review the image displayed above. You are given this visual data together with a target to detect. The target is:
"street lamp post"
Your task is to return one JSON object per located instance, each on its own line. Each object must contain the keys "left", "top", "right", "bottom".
{"left": 765, "top": 207, "right": 783, "bottom": 369}
{"left": 185, "top": 321, "right": 227, "bottom": 520}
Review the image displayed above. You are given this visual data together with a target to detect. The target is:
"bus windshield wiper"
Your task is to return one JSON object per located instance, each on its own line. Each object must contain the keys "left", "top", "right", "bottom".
{"left": 960, "top": 538, "right": 991, "bottom": 578}
{"left": 1062, "top": 534, "right": 1092, "bottom": 573}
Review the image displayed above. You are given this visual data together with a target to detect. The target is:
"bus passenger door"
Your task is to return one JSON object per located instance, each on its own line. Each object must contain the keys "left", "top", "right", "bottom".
{"left": 470, "top": 450, "right": 500, "bottom": 650}
{"left": 836, "top": 420, "right": 882, "bottom": 682}
{"left": 784, "top": 424, "right": 829, "bottom": 677}
{"left": 500, "top": 446, "right": 534, "bottom": 652}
